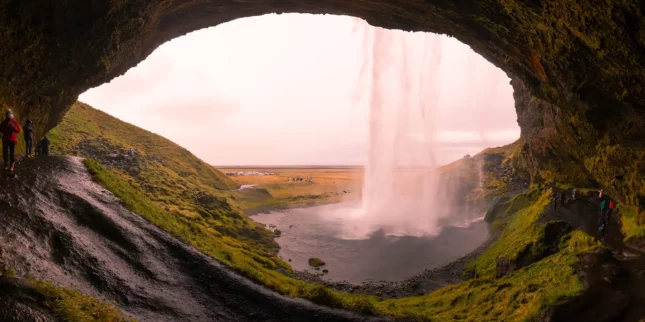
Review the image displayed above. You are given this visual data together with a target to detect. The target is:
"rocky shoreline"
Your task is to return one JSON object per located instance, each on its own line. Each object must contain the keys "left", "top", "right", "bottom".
{"left": 293, "top": 233, "right": 497, "bottom": 299}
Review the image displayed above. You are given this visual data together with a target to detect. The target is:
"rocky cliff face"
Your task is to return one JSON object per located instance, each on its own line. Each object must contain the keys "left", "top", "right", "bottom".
{"left": 1, "top": 1, "right": 644, "bottom": 210}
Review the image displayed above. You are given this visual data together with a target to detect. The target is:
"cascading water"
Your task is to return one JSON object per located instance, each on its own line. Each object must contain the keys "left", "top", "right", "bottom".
{"left": 336, "top": 22, "right": 447, "bottom": 238}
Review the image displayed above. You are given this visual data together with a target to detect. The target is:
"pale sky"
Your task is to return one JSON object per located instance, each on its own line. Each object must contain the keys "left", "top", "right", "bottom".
{"left": 80, "top": 14, "right": 519, "bottom": 166}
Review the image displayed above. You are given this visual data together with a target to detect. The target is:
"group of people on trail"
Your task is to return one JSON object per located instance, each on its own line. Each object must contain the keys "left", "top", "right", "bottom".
{"left": 598, "top": 189, "right": 615, "bottom": 239}
{"left": 0, "top": 109, "right": 50, "bottom": 172}
{"left": 550, "top": 183, "right": 616, "bottom": 240}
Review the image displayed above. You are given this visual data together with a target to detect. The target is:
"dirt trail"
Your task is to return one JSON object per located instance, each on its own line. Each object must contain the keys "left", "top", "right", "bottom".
{"left": 539, "top": 190, "right": 645, "bottom": 322}
{"left": 0, "top": 156, "right": 389, "bottom": 322}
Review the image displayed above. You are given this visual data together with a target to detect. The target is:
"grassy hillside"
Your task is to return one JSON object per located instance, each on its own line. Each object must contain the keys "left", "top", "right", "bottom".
{"left": 49, "top": 102, "right": 281, "bottom": 265}
{"left": 49, "top": 102, "right": 238, "bottom": 191}
{"left": 49, "top": 102, "right": 601, "bottom": 321}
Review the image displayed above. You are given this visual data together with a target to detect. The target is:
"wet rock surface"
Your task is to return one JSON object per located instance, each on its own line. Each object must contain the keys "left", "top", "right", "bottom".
{"left": 0, "top": 156, "right": 388, "bottom": 322}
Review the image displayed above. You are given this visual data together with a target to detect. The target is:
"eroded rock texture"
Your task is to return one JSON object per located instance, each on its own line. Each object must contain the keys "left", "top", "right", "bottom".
{"left": 1, "top": 1, "right": 644, "bottom": 210}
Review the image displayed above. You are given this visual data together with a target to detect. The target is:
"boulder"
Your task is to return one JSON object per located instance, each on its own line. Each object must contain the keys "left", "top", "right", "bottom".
{"left": 308, "top": 258, "right": 326, "bottom": 267}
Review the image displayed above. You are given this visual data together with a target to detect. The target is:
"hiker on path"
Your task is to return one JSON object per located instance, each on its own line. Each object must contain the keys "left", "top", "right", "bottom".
{"left": 571, "top": 189, "right": 577, "bottom": 201}
{"left": 599, "top": 219, "right": 606, "bottom": 239}
{"left": 608, "top": 200, "right": 615, "bottom": 221}
{"left": 24, "top": 120, "right": 34, "bottom": 158}
{"left": 0, "top": 109, "right": 21, "bottom": 172}
{"left": 600, "top": 198, "right": 607, "bottom": 218}
{"left": 39, "top": 136, "right": 50, "bottom": 156}
{"left": 599, "top": 189, "right": 604, "bottom": 199}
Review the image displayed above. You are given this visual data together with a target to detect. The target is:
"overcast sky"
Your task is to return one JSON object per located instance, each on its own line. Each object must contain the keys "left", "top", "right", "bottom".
{"left": 80, "top": 14, "right": 518, "bottom": 166}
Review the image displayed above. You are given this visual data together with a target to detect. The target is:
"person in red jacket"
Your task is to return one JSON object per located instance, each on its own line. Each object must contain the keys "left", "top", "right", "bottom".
{"left": 0, "top": 109, "right": 21, "bottom": 172}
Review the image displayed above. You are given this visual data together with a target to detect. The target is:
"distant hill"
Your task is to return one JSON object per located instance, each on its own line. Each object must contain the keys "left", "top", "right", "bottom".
{"left": 49, "top": 102, "right": 238, "bottom": 190}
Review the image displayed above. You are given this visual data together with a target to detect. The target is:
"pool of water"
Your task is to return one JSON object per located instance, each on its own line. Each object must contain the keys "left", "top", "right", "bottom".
{"left": 253, "top": 202, "right": 489, "bottom": 284}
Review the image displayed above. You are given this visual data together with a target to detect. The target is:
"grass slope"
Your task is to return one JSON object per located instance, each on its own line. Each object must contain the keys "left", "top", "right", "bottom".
{"left": 377, "top": 190, "right": 599, "bottom": 321}
{"left": 32, "top": 280, "right": 134, "bottom": 322}
{"left": 50, "top": 102, "right": 600, "bottom": 321}
{"left": 49, "top": 102, "right": 278, "bottom": 255}
{"left": 48, "top": 102, "right": 237, "bottom": 190}
{"left": 0, "top": 268, "right": 132, "bottom": 322}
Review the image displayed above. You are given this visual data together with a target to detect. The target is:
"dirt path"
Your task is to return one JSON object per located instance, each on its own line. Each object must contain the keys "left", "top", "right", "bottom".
{"left": 0, "top": 156, "right": 389, "bottom": 322}
{"left": 539, "top": 190, "right": 645, "bottom": 322}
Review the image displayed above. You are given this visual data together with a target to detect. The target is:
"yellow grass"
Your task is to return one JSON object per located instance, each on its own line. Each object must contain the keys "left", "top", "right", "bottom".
{"left": 221, "top": 168, "right": 363, "bottom": 209}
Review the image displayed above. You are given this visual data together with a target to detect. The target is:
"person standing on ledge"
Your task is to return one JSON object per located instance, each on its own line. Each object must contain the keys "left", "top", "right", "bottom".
{"left": 39, "top": 136, "right": 50, "bottom": 156}
{"left": 23, "top": 119, "right": 34, "bottom": 158}
{"left": 0, "top": 109, "right": 21, "bottom": 172}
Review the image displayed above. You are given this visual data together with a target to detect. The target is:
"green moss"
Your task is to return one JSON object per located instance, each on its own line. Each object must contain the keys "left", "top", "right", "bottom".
{"left": 466, "top": 190, "right": 549, "bottom": 277}
{"left": 31, "top": 280, "right": 134, "bottom": 322}
{"left": 308, "top": 258, "right": 326, "bottom": 267}
{"left": 620, "top": 208, "right": 645, "bottom": 240}
{"left": 566, "top": 230, "right": 602, "bottom": 253}
{"left": 49, "top": 102, "right": 238, "bottom": 190}
{"left": 376, "top": 236, "right": 594, "bottom": 321}
{"left": 4, "top": 267, "right": 16, "bottom": 277}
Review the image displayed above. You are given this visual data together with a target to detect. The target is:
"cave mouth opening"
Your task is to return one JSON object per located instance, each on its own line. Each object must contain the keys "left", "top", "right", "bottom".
{"left": 80, "top": 13, "right": 520, "bottom": 283}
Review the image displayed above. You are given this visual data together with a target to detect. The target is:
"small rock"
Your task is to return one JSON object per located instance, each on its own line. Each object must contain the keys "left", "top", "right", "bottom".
{"left": 308, "top": 257, "right": 326, "bottom": 267}
{"left": 322, "top": 269, "right": 328, "bottom": 274}
{"left": 288, "top": 259, "right": 292, "bottom": 262}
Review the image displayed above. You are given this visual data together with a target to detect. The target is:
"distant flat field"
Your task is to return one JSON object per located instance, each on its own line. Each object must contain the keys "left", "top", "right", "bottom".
{"left": 219, "top": 168, "right": 364, "bottom": 209}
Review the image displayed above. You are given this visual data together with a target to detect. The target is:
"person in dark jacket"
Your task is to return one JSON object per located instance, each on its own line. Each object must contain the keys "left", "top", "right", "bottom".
{"left": 42, "top": 136, "right": 50, "bottom": 155}
{"left": 39, "top": 136, "right": 50, "bottom": 156}
{"left": 24, "top": 119, "right": 34, "bottom": 158}
{"left": 0, "top": 109, "right": 21, "bottom": 171}
{"left": 600, "top": 199, "right": 607, "bottom": 218}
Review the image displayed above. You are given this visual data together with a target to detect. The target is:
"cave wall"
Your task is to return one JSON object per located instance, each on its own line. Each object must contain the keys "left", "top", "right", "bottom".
{"left": 1, "top": 0, "right": 644, "bottom": 212}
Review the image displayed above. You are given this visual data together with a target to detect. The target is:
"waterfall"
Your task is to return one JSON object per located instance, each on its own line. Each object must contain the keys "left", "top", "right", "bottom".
{"left": 341, "top": 22, "right": 446, "bottom": 238}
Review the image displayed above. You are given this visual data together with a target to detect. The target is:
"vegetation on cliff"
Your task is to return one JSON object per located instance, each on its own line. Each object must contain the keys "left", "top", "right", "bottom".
{"left": 31, "top": 280, "right": 134, "bottom": 322}
{"left": 0, "top": 272, "right": 133, "bottom": 322}
{"left": 375, "top": 190, "right": 600, "bottom": 321}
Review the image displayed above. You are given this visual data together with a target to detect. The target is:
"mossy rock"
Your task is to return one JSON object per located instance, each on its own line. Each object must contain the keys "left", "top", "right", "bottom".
{"left": 308, "top": 258, "right": 326, "bottom": 267}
